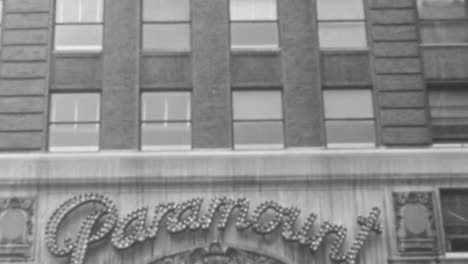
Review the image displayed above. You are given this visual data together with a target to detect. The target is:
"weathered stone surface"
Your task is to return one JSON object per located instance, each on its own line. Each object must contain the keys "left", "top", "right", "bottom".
{"left": 370, "top": 9, "right": 415, "bottom": 24}
{"left": 0, "top": 97, "right": 44, "bottom": 113}
{"left": 376, "top": 75, "right": 424, "bottom": 91}
{"left": 380, "top": 109, "right": 428, "bottom": 126}
{"left": 1, "top": 62, "right": 47, "bottom": 78}
{"left": 279, "top": 0, "right": 323, "bottom": 146}
{"left": 5, "top": 0, "right": 50, "bottom": 12}
{"left": 369, "top": 0, "right": 414, "bottom": 9}
{"left": 2, "top": 46, "right": 48, "bottom": 61}
{"left": 0, "top": 79, "right": 46, "bottom": 95}
{"left": 2, "top": 29, "right": 49, "bottom": 44}
{"left": 379, "top": 92, "right": 426, "bottom": 108}
{"left": 141, "top": 55, "right": 192, "bottom": 88}
{"left": 372, "top": 26, "right": 417, "bottom": 41}
{"left": 382, "top": 127, "right": 431, "bottom": 145}
{"left": 0, "top": 132, "right": 43, "bottom": 150}
{"left": 374, "top": 42, "right": 419, "bottom": 57}
{"left": 100, "top": 0, "right": 139, "bottom": 149}
{"left": 4, "top": 13, "right": 49, "bottom": 29}
{"left": 422, "top": 47, "right": 468, "bottom": 80}
{"left": 231, "top": 53, "right": 282, "bottom": 87}
{"left": 322, "top": 52, "right": 371, "bottom": 86}
{"left": 52, "top": 56, "right": 102, "bottom": 89}
{"left": 192, "top": 0, "right": 231, "bottom": 148}
{"left": 375, "top": 58, "right": 421, "bottom": 74}
{"left": 0, "top": 114, "right": 43, "bottom": 131}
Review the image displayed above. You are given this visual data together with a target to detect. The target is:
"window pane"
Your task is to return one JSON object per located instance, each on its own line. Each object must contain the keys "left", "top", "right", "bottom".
{"left": 231, "top": 22, "right": 278, "bottom": 49}
{"left": 56, "top": 0, "right": 102, "bottom": 23}
{"left": 319, "top": 22, "right": 367, "bottom": 49}
{"left": 55, "top": 25, "right": 102, "bottom": 51}
{"left": 233, "top": 91, "right": 282, "bottom": 120}
{"left": 143, "top": 24, "right": 190, "bottom": 51}
{"left": 317, "top": 0, "right": 364, "bottom": 20}
{"left": 430, "top": 90, "right": 468, "bottom": 118}
{"left": 143, "top": 0, "right": 190, "bottom": 21}
{"left": 51, "top": 94, "right": 100, "bottom": 122}
{"left": 49, "top": 124, "right": 99, "bottom": 151}
{"left": 440, "top": 190, "right": 468, "bottom": 252}
{"left": 234, "top": 121, "right": 283, "bottom": 149}
{"left": 230, "top": 0, "right": 277, "bottom": 20}
{"left": 141, "top": 123, "right": 191, "bottom": 150}
{"left": 326, "top": 120, "right": 375, "bottom": 146}
{"left": 142, "top": 93, "right": 191, "bottom": 121}
{"left": 323, "top": 90, "right": 374, "bottom": 119}
{"left": 420, "top": 21, "right": 468, "bottom": 43}
{"left": 417, "top": 0, "right": 466, "bottom": 19}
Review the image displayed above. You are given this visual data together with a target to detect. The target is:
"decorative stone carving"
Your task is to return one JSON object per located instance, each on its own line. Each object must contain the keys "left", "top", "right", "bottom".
{"left": 0, "top": 197, "right": 35, "bottom": 261}
{"left": 392, "top": 192, "right": 438, "bottom": 255}
{"left": 149, "top": 241, "right": 287, "bottom": 264}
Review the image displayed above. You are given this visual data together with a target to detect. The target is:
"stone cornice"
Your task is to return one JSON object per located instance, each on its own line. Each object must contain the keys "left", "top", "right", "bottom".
{"left": 0, "top": 148, "right": 467, "bottom": 187}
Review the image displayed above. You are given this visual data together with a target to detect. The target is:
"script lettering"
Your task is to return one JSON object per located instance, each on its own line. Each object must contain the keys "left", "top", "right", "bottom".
{"left": 45, "top": 193, "right": 381, "bottom": 264}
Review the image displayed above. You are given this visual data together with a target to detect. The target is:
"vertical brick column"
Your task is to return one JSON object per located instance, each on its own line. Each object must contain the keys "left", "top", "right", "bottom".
{"left": 0, "top": 0, "right": 51, "bottom": 151}
{"left": 191, "top": 0, "right": 231, "bottom": 148}
{"left": 278, "top": 0, "right": 324, "bottom": 147}
{"left": 100, "top": 0, "right": 139, "bottom": 149}
{"left": 368, "top": 0, "right": 431, "bottom": 146}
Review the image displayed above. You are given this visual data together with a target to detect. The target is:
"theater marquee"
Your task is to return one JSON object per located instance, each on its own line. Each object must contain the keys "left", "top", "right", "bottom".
{"left": 45, "top": 193, "right": 382, "bottom": 264}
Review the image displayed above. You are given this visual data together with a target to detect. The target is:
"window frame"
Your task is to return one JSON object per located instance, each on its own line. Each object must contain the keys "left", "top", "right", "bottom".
{"left": 231, "top": 89, "right": 285, "bottom": 150}
{"left": 140, "top": 91, "right": 192, "bottom": 151}
{"left": 53, "top": 0, "right": 104, "bottom": 52}
{"left": 438, "top": 188, "right": 468, "bottom": 255}
{"left": 428, "top": 82, "right": 468, "bottom": 146}
{"left": 322, "top": 87, "right": 377, "bottom": 148}
{"left": 417, "top": 0, "right": 468, "bottom": 45}
{"left": 316, "top": 0, "right": 369, "bottom": 50}
{"left": 141, "top": 0, "right": 192, "bottom": 52}
{"left": 48, "top": 92, "right": 101, "bottom": 152}
{"left": 229, "top": 0, "right": 280, "bottom": 51}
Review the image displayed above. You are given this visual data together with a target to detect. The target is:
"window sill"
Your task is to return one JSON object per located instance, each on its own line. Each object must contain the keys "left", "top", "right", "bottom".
{"left": 420, "top": 43, "right": 468, "bottom": 48}
{"left": 141, "top": 50, "right": 191, "bottom": 57}
{"left": 53, "top": 50, "right": 102, "bottom": 58}
{"left": 231, "top": 47, "right": 281, "bottom": 55}
{"left": 320, "top": 48, "right": 369, "bottom": 55}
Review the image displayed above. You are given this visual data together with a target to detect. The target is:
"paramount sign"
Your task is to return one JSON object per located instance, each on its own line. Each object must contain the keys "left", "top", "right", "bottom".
{"left": 45, "top": 193, "right": 382, "bottom": 264}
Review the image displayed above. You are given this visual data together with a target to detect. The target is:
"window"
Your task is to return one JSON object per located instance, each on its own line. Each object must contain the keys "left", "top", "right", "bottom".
{"left": 428, "top": 84, "right": 468, "bottom": 144}
{"left": 142, "top": 0, "right": 190, "bottom": 51}
{"left": 323, "top": 89, "right": 376, "bottom": 147}
{"left": 54, "top": 0, "right": 103, "bottom": 51}
{"left": 418, "top": 0, "right": 468, "bottom": 44}
{"left": 317, "top": 0, "right": 367, "bottom": 49}
{"left": 141, "top": 92, "right": 191, "bottom": 150}
{"left": 230, "top": 0, "right": 279, "bottom": 49}
{"left": 232, "top": 90, "right": 284, "bottom": 149}
{"left": 440, "top": 189, "right": 468, "bottom": 253}
{"left": 49, "top": 93, "right": 100, "bottom": 151}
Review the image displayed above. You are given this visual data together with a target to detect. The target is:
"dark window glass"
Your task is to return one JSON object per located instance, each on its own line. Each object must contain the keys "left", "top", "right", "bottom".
{"left": 325, "top": 120, "right": 376, "bottom": 147}
{"left": 440, "top": 189, "right": 468, "bottom": 252}
{"left": 429, "top": 86, "right": 468, "bottom": 143}
{"left": 417, "top": 0, "right": 468, "bottom": 44}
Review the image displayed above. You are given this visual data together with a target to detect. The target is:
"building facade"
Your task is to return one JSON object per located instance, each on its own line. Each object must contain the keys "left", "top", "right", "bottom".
{"left": 0, "top": 0, "right": 468, "bottom": 263}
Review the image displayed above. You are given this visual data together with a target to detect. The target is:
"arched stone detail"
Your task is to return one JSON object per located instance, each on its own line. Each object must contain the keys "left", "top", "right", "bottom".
{"left": 149, "top": 242, "right": 289, "bottom": 264}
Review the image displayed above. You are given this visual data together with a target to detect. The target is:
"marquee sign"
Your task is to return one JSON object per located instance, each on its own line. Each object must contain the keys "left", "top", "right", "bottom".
{"left": 45, "top": 193, "right": 382, "bottom": 264}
